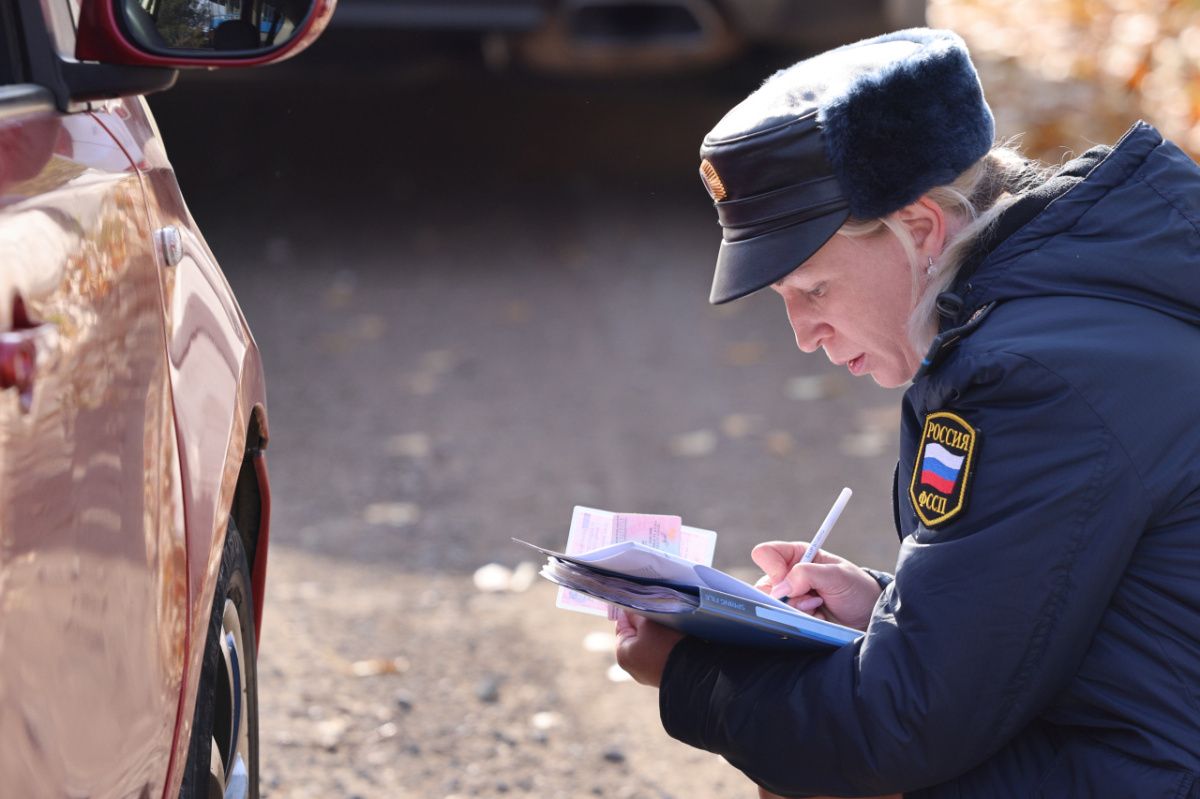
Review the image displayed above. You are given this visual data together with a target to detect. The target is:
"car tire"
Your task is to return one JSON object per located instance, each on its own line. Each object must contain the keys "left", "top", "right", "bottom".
{"left": 179, "top": 520, "right": 260, "bottom": 799}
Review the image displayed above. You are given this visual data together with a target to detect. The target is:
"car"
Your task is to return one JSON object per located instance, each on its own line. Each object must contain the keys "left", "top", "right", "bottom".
{"left": 0, "top": 0, "right": 333, "bottom": 796}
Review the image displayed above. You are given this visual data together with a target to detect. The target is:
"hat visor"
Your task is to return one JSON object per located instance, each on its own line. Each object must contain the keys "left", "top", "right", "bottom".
{"left": 709, "top": 208, "right": 850, "bottom": 304}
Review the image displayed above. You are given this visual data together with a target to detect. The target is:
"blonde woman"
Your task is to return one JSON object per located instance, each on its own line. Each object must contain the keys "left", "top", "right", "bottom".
{"left": 616, "top": 28, "right": 1200, "bottom": 799}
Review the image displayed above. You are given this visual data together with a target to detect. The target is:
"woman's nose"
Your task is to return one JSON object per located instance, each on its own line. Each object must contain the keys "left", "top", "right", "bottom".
{"left": 785, "top": 306, "right": 825, "bottom": 353}
{"left": 792, "top": 325, "right": 823, "bottom": 353}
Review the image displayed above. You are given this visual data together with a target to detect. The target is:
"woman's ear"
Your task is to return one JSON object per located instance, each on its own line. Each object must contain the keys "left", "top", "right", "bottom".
{"left": 895, "top": 196, "right": 948, "bottom": 259}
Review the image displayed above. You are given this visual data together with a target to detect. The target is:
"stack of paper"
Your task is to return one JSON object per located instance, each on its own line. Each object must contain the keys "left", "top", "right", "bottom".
{"left": 553, "top": 506, "right": 716, "bottom": 616}
{"left": 542, "top": 559, "right": 698, "bottom": 614}
{"left": 517, "top": 508, "right": 863, "bottom": 651}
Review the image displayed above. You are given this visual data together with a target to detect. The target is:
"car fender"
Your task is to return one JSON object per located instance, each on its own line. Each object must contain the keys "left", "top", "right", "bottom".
{"left": 89, "top": 96, "right": 272, "bottom": 797}
{"left": 162, "top": 210, "right": 271, "bottom": 799}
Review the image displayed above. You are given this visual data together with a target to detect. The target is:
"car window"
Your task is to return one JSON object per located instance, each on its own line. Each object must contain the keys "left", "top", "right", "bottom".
{"left": 37, "top": 0, "right": 76, "bottom": 59}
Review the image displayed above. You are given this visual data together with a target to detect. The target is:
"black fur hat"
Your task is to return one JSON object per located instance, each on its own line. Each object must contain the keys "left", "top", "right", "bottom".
{"left": 700, "top": 29, "right": 995, "bottom": 304}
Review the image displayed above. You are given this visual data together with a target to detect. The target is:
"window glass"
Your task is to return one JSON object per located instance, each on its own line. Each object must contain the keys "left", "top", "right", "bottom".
{"left": 38, "top": 0, "right": 77, "bottom": 59}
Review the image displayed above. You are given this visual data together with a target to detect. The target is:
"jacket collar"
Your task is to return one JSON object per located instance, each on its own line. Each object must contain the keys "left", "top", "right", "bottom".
{"left": 913, "top": 123, "right": 1160, "bottom": 379}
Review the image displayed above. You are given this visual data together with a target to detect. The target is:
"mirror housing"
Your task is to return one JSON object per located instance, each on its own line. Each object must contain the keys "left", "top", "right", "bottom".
{"left": 77, "top": 0, "right": 336, "bottom": 67}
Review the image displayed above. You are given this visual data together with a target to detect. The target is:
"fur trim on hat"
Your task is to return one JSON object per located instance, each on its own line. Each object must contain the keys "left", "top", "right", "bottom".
{"left": 818, "top": 29, "right": 995, "bottom": 219}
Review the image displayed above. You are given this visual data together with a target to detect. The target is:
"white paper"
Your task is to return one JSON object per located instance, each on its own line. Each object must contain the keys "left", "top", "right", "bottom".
{"left": 570, "top": 541, "right": 793, "bottom": 610}
{"left": 556, "top": 506, "right": 714, "bottom": 616}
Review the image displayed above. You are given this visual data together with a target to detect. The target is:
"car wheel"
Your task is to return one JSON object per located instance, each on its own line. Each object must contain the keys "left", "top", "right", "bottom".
{"left": 180, "top": 520, "right": 259, "bottom": 799}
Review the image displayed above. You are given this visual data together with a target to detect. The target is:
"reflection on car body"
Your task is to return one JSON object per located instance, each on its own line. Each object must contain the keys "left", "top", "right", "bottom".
{"left": 0, "top": 0, "right": 333, "bottom": 796}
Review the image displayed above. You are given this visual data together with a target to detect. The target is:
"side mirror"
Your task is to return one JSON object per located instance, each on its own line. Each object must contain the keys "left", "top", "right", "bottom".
{"left": 77, "top": 0, "right": 336, "bottom": 67}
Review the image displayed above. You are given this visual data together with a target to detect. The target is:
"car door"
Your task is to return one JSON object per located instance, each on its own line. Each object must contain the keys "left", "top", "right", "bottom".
{"left": 0, "top": 9, "right": 188, "bottom": 797}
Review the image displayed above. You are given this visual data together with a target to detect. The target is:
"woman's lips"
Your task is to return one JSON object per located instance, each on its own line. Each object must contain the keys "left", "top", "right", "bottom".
{"left": 847, "top": 354, "right": 866, "bottom": 376}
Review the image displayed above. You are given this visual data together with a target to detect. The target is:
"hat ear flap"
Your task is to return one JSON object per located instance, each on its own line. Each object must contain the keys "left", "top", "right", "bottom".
{"left": 820, "top": 37, "right": 995, "bottom": 220}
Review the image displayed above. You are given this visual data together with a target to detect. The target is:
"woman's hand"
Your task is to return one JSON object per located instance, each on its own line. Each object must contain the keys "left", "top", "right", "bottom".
{"left": 751, "top": 541, "right": 882, "bottom": 631}
{"left": 613, "top": 609, "right": 685, "bottom": 688}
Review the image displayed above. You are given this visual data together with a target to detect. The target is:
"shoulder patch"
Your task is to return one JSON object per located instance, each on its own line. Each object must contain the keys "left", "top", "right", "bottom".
{"left": 909, "top": 411, "right": 978, "bottom": 528}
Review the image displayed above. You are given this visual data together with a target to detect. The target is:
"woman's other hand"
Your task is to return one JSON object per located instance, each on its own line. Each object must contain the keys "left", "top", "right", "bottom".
{"left": 613, "top": 609, "right": 685, "bottom": 688}
{"left": 751, "top": 541, "right": 882, "bottom": 631}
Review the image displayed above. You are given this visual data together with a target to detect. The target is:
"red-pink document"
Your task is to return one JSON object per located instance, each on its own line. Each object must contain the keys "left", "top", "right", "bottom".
{"left": 557, "top": 506, "right": 717, "bottom": 616}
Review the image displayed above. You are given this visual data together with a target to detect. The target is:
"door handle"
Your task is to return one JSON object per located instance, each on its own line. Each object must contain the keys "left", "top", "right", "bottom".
{"left": 0, "top": 323, "right": 53, "bottom": 412}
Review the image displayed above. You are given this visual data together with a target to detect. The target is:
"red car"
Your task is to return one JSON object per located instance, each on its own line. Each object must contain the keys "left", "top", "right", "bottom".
{"left": 0, "top": 1, "right": 332, "bottom": 796}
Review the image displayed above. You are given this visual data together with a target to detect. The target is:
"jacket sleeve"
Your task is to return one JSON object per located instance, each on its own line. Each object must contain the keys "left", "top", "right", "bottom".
{"left": 658, "top": 352, "right": 1151, "bottom": 796}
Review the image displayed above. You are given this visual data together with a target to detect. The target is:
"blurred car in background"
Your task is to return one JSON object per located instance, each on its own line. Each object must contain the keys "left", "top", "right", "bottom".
{"left": 325, "top": 0, "right": 927, "bottom": 74}
{"left": 0, "top": 0, "right": 331, "bottom": 796}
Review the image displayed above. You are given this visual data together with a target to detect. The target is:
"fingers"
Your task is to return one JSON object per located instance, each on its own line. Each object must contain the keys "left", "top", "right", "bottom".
{"left": 782, "top": 561, "right": 854, "bottom": 600}
{"left": 614, "top": 608, "right": 636, "bottom": 639}
{"left": 752, "top": 540, "right": 846, "bottom": 579}
{"left": 767, "top": 588, "right": 824, "bottom": 616}
{"left": 613, "top": 613, "right": 684, "bottom": 688}
{"left": 777, "top": 561, "right": 882, "bottom": 630}
{"left": 755, "top": 542, "right": 833, "bottom": 600}
{"left": 795, "top": 596, "right": 824, "bottom": 613}
{"left": 751, "top": 541, "right": 802, "bottom": 581}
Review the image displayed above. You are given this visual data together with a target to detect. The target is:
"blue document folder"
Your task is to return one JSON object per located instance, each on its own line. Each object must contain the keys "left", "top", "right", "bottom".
{"left": 640, "top": 587, "right": 862, "bottom": 650}
{"left": 517, "top": 538, "right": 863, "bottom": 651}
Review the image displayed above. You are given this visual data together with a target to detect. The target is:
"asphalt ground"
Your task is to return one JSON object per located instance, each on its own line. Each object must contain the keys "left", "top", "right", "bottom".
{"left": 151, "top": 64, "right": 904, "bottom": 573}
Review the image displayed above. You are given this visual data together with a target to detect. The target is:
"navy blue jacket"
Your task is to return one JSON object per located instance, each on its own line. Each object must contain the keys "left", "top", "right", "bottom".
{"left": 659, "top": 123, "right": 1200, "bottom": 797}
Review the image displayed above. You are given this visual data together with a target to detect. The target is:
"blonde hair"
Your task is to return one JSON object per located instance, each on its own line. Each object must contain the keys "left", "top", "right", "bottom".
{"left": 838, "top": 145, "right": 1049, "bottom": 354}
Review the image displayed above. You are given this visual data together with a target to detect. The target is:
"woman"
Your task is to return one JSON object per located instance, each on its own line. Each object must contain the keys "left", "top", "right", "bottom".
{"left": 614, "top": 28, "right": 1200, "bottom": 798}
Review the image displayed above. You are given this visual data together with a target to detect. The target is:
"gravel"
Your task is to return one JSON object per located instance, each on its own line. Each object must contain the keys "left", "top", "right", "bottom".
{"left": 257, "top": 549, "right": 752, "bottom": 798}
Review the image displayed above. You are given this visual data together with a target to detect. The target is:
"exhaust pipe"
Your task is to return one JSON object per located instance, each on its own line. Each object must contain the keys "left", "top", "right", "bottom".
{"left": 512, "top": 0, "right": 742, "bottom": 75}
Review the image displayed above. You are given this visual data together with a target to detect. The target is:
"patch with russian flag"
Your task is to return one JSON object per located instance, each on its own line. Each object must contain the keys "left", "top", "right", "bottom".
{"left": 909, "top": 411, "right": 978, "bottom": 528}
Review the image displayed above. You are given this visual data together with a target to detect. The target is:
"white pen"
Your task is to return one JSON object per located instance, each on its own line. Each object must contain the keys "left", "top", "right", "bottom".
{"left": 774, "top": 486, "right": 853, "bottom": 604}
{"left": 801, "top": 486, "right": 853, "bottom": 564}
